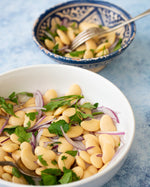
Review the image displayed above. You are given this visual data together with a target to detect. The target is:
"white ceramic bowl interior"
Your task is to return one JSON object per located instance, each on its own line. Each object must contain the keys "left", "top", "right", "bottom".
{"left": 0, "top": 64, "right": 135, "bottom": 187}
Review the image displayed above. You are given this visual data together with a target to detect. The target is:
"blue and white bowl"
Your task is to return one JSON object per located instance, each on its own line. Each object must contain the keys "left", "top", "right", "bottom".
{"left": 32, "top": 0, "right": 136, "bottom": 72}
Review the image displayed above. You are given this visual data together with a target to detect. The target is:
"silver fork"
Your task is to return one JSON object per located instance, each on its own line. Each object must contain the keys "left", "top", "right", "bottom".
{"left": 71, "top": 9, "right": 150, "bottom": 51}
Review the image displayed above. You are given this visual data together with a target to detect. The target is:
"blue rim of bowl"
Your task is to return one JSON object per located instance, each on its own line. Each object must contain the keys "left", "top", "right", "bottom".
{"left": 32, "top": 0, "right": 136, "bottom": 65}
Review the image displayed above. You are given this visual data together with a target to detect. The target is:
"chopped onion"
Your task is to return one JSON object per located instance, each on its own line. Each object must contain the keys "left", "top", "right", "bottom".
{"left": 96, "top": 131, "right": 125, "bottom": 135}
{"left": 97, "top": 106, "right": 119, "bottom": 123}
{"left": 21, "top": 106, "right": 46, "bottom": 111}
{"left": 0, "top": 118, "right": 9, "bottom": 135}
{"left": 60, "top": 126, "right": 86, "bottom": 151}
{"left": 0, "top": 137, "right": 10, "bottom": 144}
{"left": 72, "top": 136, "right": 84, "bottom": 141}
{"left": 44, "top": 31, "right": 55, "bottom": 43}
{"left": 35, "top": 129, "right": 44, "bottom": 147}
{"left": 34, "top": 90, "right": 44, "bottom": 119}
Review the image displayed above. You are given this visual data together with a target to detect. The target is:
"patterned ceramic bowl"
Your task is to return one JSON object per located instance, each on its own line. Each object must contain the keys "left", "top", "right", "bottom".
{"left": 32, "top": 0, "right": 136, "bottom": 72}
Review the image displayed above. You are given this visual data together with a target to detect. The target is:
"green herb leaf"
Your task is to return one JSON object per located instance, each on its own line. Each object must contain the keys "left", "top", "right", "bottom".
{"left": 41, "top": 168, "right": 62, "bottom": 176}
{"left": 40, "top": 174, "right": 57, "bottom": 185}
{"left": 48, "top": 120, "right": 70, "bottom": 136}
{"left": 14, "top": 126, "right": 32, "bottom": 143}
{"left": 12, "top": 167, "right": 21, "bottom": 178}
{"left": 25, "top": 112, "right": 38, "bottom": 121}
{"left": 51, "top": 160, "right": 57, "bottom": 165}
{"left": 59, "top": 167, "right": 79, "bottom": 184}
{"left": 69, "top": 110, "right": 93, "bottom": 124}
{"left": 23, "top": 175, "right": 35, "bottom": 185}
{"left": 65, "top": 150, "right": 77, "bottom": 157}
{"left": 8, "top": 92, "right": 18, "bottom": 104}
{"left": 79, "top": 102, "right": 98, "bottom": 109}
{"left": 69, "top": 50, "right": 85, "bottom": 57}
{"left": 3, "top": 126, "right": 19, "bottom": 135}
{"left": 113, "top": 38, "right": 122, "bottom": 51}
{"left": 17, "top": 92, "right": 33, "bottom": 97}
{"left": 42, "top": 174, "right": 57, "bottom": 185}
{"left": 38, "top": 155, "right": 48, "bottom": 166}
{"left": 43, "top": 95, "right": 83, "bottom": 112}
{"left": 56, "top": 24, "right": 68, "bottom": 31}
{"left": 61, "top": 155, "right": 67, "bottom": 161}
{"left": 0, "top": 97, "right": 15, "bottom": 116}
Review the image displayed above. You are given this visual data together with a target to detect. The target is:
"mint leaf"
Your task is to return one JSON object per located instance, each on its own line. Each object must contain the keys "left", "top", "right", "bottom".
{"left": 23, "top": 175, "right": 35, "bottom": 185}
{"left": 12, "top": 167, "right": 21, "bottom": 178}
{"left": 48, "top": 120, "right": 70, "bottom": 136}
{"left": 51, "top": 160, "right": 57, "bottom": 165}
{"left": 65, "top": 150, "right": 77, "bottom": 157}
{"left": 38, "top": 155, "right": 48, "bottom": 166}
{"left": 14, "top": 126, "right": 32, "bottom": 143}
{"left": 3, "top": 126, "right": 19, "bottom": 135}
{"left": 25, "top": 112, "right": 38, "bottom": 121}
{"left": 61, "top": 155, "right": 67, "bottom": 161}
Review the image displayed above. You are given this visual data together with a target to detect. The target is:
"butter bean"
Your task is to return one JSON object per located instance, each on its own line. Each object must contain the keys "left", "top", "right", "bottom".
{"left": 58, "top": 153, "right": 75, "bottom": 171}
{"left": 86, "top": 165, "right": 97, "bottom": 175}
{"left": 24, "top": 109, "right": 36, "bottom": 128}
{"left": 55, "top": 36, "right": 64, "bottom": 49}
{"left": 4, "top": 156, "right": 15, "bottom": 163}
{"left": 23, "top": 97, "right": 35, "bottom": 107}
{"left": 62, "top": 107, "right": 76, "bottom": 117}
{"left": 44, "top": 39, "right": 55, "bottom": 50}
{"left": 20, "top": 142, "right": 38, "bottom": 170}
{"left": 99, "top": 134, "right": 115, "bottom": 149}
{"left": 102, "top": 143, "right": 115, "bottom": 164}
{"left": 81, "top": 119, "right": 100, "bottom": 131}
{"left": 2, "top": 142, "right": 19, "bottom": 153}
{"left": 57, "top": 29, "right": 70, "bottom": 45}
{"left": 95, "top": 42, "right": 111, "bottom": 53}
{"left": 83, "top": 50, "right": 94, "bottom": 59}
{"left": 12, "top": 176, "right": 28, "bottom": 184}
{"left": 85, "top": 38, "right": 97, "bottom": 50}
{"left": 3, "top": 166, "right": 13, "bottom": 174}
{"left": 80, "top": 151, "right": 91, "bottom": 164}
{"left": 54, "top": 105, "right": 68, "bottom": 116}
{"left": 96, "top": 48, "right": 109, "bottom": 57}
{"left": 11, "top": 150, "right": 21, "bottom": 161}
{"left": 66, "top": 84, "right": 82, "bottom": 96}
{"left": 57, "top": 115, "right": 69, "bottom": 123}
{"left": 1, "top": 173, "right": 12, "bottom": 181}
{"left": 8, "top": 111, "right": 25, "bottom": 126}
{"left": 0, "top": 147, "right": 8, "bottom": 161}
{"left": 75, "top": 156, "right": 86, "bottom": 170}
{"left": 66, "top": 125, "right": 83, "bottom": 138}
{"left": 72, "top": 166, "right": 83, "bottom": 178}
{"left": 100, "top": 114, "right": 116, "bottom": 131}
{"left": 10, "top": 134, "right": 20, "bottom": 145}
{"left": 76, "top": 44, "right": 86, "bottom": 51}
{"left": 0, "top": 166, "right": 4, "bottom": 177}
{"left": 58, "top": 137, "right": 73, "bottom": 152}
{"left": 79, "top": 22, "right": 99, "bottom": 32}
{"left": 43, "top": 89, "right": 57, "bottom": 105}
{"left": 85, "top": 138, "right": 102, "bottom": 155}
{"left": 90, "top": 153, "right": 103, "bottom": 168}
{"left": 67, "top": 27, "right": 75, "bottom": 41}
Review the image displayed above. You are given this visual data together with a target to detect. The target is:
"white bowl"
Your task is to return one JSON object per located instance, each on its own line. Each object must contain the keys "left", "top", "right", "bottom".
{"left": 0, "top": 64, "right": 135, "bottom": 187}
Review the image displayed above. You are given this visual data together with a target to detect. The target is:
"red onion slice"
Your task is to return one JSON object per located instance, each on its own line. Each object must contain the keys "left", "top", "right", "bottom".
{"left": 34, "top": 90, "right": 44, "bottom": 119}
{"left": 35, "top": 129, "right": 44, "bottom": 147}
{"left": 96, "top": 131, "right": 125, "bottom": 135}
{"left": 21, "top": 106, "right": 46, "bottom": 111}
{"left": 60, "top": 126, "right": 86, "bottom": 151}
{"left": 98, "top": 106, "right": 119, "bottom": 123}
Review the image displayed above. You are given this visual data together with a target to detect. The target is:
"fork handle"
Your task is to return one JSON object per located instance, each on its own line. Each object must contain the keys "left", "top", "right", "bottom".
{"left": 107, "top": 9, "right": 150, "bottom": 32}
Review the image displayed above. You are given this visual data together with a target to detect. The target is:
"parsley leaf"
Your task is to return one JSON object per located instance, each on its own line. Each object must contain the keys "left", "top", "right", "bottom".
{"left": 38, "top": 155, "right": 48, "bottom": 166}
{"left": 25, "top": 112, "right": 38, "bottom": 121}
{"left": 65, "top": 150, "right": 77, "bottom": 157}
{"left": 3, "top": 126, "right": 19, "bottom": 135}
{"left": 8, "top": 92, "right": 18, "bottom": 104}
{"left": 40, "top": 174, "right": 57, "bottom": 185}
{"left": 23, "top": 175, "right": 35, "bottom": 185}
{"left": 69, "top": 110, "right": 93, "bottom": 124}
{"left": 12, "top": 167, "right": 21, "bottom": 178}
{"left": 48, "top": 120, "right": 70, "bottom": 136}
{"left": 59, "top": 167, "right": 79, "bottom": 184}
{"left": 41, "top": 168, "right": 62, "bottom": 176}
{"left": 51, "top": 160, "right": 57, "bottom": 165}
{"left": 113, "top": 38, "right": 122, "bottom": 51}
{"left": 43, "top": 95, "right": 83, "bottom": 112}
{"left": 69, "top": 50, "right": 85, "bottom": 57}
{"left": 0, "top": 97, "right": 15, "bottom": 116}
{"left": 14, "top": 126, "right": 32, "bottom": 143}
{"left": 61, "top": 155, "right": 67, "bottom": 161}
{"left": 56, "top": 24, "right": 68, "bottom": 31}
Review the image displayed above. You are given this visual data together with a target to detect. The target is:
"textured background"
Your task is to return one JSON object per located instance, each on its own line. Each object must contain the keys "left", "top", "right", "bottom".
{"left": 0, "top": 0, "right": 150, "bottom": 186}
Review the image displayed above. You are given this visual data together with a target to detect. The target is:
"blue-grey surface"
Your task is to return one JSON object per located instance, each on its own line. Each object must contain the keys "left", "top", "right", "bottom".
{"left": 0, "top": 0, "right": 150, "bottom": 187}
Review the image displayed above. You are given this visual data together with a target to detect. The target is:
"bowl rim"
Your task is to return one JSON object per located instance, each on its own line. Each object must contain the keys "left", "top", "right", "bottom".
{"left": 32, "top": 0, "right": 136, "bottom": 65}
{"left": 0, "top": 64, "right": 135, "bottom": 187}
